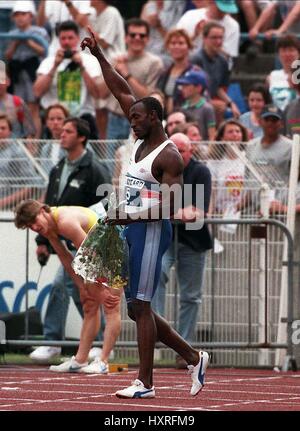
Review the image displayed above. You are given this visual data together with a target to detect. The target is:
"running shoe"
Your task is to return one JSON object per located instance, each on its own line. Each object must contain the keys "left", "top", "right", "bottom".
{"left": 29, "top": 346, "right": 61, "bottom": 362}
{"left": 81, "top": 358, "right": 108, "bottom": 374}
{"left": 49, "top": 356, "right": 88, "bottom": 373}
{"left": 88, "top": 347, "right": 114, "bottom": 360}
{"left": 115, "top": 379, "right": 155, "bottom": 398}
{"left": 88, "top": 347, "right": 102, "bottom": 361}
{"left": 188, "top": 351, "right": 209, "bottom": 396}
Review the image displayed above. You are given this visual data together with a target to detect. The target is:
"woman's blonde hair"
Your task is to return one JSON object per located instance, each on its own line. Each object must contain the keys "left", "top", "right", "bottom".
{"left": 164, "top": 28, "right": 193, "bottom": 50}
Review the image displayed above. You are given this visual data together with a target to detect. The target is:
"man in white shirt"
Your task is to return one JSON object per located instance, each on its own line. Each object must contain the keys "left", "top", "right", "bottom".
{"left": 89, "top": 0, "right": 125, "bottom": 59}
{"left": 36, "top": 0, "right": 95, "bottom": 56}
{"left": 88, "top": 0, "right": 126, "bottom": 139}
{"left": 176, "top": 0, "right": 240, "bottom": 62}
{"left": 33, "top": 20, "right": 105, "bottom": 137}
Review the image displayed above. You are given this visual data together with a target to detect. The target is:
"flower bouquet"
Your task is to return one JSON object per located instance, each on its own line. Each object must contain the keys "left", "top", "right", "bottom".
{"left": 72, "top": 197, "right": 127, "bottom": 295}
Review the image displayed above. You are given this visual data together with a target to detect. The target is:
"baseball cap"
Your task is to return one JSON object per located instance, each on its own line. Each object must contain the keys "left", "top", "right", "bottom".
{"left": 12, "top": 1, "right": 36, "bottom": 15}
{"left": 215, "top": 0, "right": 238, "bottom": 14}
{"left": 176, "top": 70, "right": 207, "bottom": 88}
{"left": 260, "top": 105, "right": 283, "bottom": 120}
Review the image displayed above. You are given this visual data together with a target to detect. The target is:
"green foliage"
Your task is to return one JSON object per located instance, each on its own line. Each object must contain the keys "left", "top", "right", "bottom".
{"left": 72, "top": 219, "right": 127, "bottom": 290}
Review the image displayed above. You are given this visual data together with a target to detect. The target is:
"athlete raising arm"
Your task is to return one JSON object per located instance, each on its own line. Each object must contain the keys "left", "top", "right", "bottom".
{"left": 80, "top": 27, "right": 209, "bottom": 399}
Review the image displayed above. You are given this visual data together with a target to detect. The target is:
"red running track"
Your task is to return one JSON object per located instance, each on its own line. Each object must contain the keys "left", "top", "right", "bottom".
{"left": 0, "top": 365, "right": 299, "bottom": 411}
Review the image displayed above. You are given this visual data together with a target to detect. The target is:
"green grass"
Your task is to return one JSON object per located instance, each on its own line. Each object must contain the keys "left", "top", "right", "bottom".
{"left": 0, "top": 351, "right": 175, "bottom": 367}
{"left": 0, "top": 353, "right": 61, "bottom": 365}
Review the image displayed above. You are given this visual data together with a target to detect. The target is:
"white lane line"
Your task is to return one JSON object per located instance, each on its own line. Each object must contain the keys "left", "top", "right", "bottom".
{"left": 205, "top": 397, "right": 300, "bottom": 409}
{"left": 0, "top": 397, "right": 214, "bottom": 411}
{"left": 1, "top": 380, "right": 298, "bottom": 397}
{"left": 1, "top": 387, "right": 20, "bottom": 391}
{"left": 1, "top": 390, "right": 299, "bottom": 411}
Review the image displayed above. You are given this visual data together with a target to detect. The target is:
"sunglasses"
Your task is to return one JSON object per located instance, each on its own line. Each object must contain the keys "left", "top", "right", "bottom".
{"left": 128, "top": 32, "right": 148, "bottom": 39}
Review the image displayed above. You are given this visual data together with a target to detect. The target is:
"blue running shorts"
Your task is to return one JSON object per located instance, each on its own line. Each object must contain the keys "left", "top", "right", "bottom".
{"left": 124, "top": 220, "right": 172, "bottom": 302}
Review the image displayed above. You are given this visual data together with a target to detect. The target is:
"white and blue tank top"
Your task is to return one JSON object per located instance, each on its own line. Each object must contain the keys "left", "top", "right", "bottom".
{"left": 124, "top": 139, "right": 171, "bottom": 214}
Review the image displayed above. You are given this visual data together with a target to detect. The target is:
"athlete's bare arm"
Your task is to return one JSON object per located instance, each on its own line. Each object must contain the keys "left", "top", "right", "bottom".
{"left": 81, "top": 27, "right": 136, "bottom": 119}
{"left": 154, "top": 144, "right": 184, "bottom": 187}
{"left": 156, "top": 144, "right": 184, "bottom": 218}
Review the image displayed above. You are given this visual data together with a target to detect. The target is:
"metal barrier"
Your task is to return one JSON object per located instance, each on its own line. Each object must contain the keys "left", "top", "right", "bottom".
{"left": 204, "top": 218, "right": 295, "bottom": 372}
{"left": 0, "top": 137, "right": 299, "bottom": 368}
{"left": 0, "top": 216, "right": 297, "bottom": 370}
{"left": 240, "top": 32, "right": 300, "bottom": 42}
{"left": 157, "top": 218, "right": 296, "bottom": 370}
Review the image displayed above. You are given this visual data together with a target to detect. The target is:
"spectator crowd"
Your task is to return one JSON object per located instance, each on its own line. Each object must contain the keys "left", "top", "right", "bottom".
{"left": 1, "top": 0, "right": 300, "bottom": 368}
{"left": 0, "top": 0, "right": 299, "bottom": 145}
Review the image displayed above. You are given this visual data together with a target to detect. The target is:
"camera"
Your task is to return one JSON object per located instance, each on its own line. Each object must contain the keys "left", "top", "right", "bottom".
{"left": 64, "top": 49, "right": 74, "bottom": 59}
{"left": 38, "top": 253, "right": 49, "bottom": 267}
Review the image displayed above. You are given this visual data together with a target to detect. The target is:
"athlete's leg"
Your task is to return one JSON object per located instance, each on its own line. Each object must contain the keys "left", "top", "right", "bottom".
{"left": 101, "top": 297, "right": 121, "bottom": 363}
{"left": 129, "top": 299, "right": 157, "bottom": 388}
{"left": 124, "top": 221, "right": 172, "bottom": 388}
{"left": 75, "top": 283, "right": 102, "bottom": 363}
{"left": 153, "top": 309, "right": 200, "bottom": 366}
